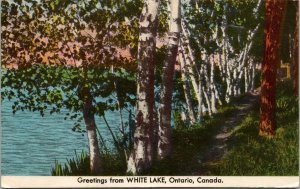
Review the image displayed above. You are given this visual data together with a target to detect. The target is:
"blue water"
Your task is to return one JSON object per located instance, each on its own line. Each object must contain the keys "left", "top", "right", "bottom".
{"left": 1, "top": 100, "right": 129, "bottom": 175}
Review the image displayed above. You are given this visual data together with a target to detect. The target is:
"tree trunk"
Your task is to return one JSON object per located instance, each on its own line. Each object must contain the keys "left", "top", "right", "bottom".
{"left": 202, "top": 56, "right": 212, "bottom": 116}
{"left": 127, "top": 0, "right": 159, "bottom": 175}
{"left": 181, "top": 22, "right": 205, "bottom": 121}
{"left": 251, "top": 62, "right": 256, "bottom": 92}
{"left": 197, "top": 68, "right": 204, "bottom": 121}
{"left": 180, "top": 38, "right": 200, "bottom": 108}
{"left": 244, "top": 65, "right": 249, "bottom": 92}
{"left": 233, "top": 68, "right": 240, "bottom": 96}
{"left": 112, "top": 66, "right": 128, "bottom": 160}
{"left": 203, "top": 86, "right": 212, "bottom": 116}
{"left": 82, "top": 87, "right": 102, "bottom": 174}
{"left": 224, "top": 46, "right": 233, "bottom": 103}
{"left": 179, "top": 49, "right": 197, "bottom": 124}
{"left": 259, "top": 0, "right": 286, "bottom": 137}
{"left": 157, "top": 0, "right": 181, "bottom": 160}
{"left": 293, "top": 2, "right": 298, "bottom": 96}
{"left": 210, "top": 58, "right": 217, "bottom": 114}
{"left": 213, "top": 84, "right": 222, "bottom": 106}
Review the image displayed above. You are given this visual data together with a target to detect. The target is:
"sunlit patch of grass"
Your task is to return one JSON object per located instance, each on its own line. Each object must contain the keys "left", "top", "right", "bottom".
{"left": 210, "top": 81, "right": 298, "bottom": 175}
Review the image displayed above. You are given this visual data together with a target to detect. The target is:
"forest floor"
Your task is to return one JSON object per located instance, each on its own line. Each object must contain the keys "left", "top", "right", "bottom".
{"left": 193, "top": 89, "right": 260, "bottom": 175}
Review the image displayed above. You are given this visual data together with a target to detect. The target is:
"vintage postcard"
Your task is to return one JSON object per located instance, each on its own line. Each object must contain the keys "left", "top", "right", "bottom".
{"left": 1, "top": 0, "right": 299, "bottom": 188}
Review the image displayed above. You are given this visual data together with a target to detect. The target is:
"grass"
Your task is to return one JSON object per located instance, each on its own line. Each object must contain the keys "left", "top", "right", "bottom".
{"left": 51, "top": 150, "right": 127, "bottom": 176}
{"left": 148, "top": 105, "right": 237, "bottom": 175}
{"left": 51, "top": 150, "right": 90, "bottom": 176}
{"left": 208, "top": 81, "right": 299, "bottom": 175}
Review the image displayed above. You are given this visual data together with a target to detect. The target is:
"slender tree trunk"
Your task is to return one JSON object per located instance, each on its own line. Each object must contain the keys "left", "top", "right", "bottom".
{"left": 245, "top": 65, "right": 249, "bottom": 92}
{"left": 180, "top": 39, "right": 200, "bottom": 106}
{"left": 251, "top": 62, "right": 256, "bottom": 92}
{"left": 181, "top": 40, "right": 204, "bottom": 120}
{"left": 127, "top": 0, "right": 159, "bottom": 174}
{"left": 203, "top": 86, "right": 212, "bottom": 116}
{"left": 128, "top": 110, "right": 135, "bottom": 149}
{"left": 112, "top": 66, "right": 128, "bottom": 160}
{"left": 293, "top": 3, "right": 298, "bottom": 96}
{"left": 259, "top": 0, "right": 286, "bottom": 137}
{"left": 213, "top": 84, "right": 222, "bottom": 106}
{"left": 219, "top": 52, "right": 226, "bottom": 82}
{"left": 82, "top": 87, "right": 102, "bottom": 174}
{"left": 181, "top": 23, "right": 205, "bottom": 120}
{"left": 222, "top": 5, "right": 233, "bottom": 103}
{"left": 157, "top": 0, "right": 181, "bottom": 160}
{"left": 225, "top": 48, "right": 233, "bottom": 103}
{"left": 202, "top": 55, "right": 212, "bottom": 116}
{"left": 197, "top": 68, "right": 204, "bottom": 121}
{"left": 103, "top": 114, "right": 122, "bottom": 154}
{"left": 233, "top": 68, "right": 238, "bottom": 96}
{"left": 210, "top": 58, "right": 217, "bottom": 113}
{"left": 179, "top": 49, "right": 197, "bottom": 124}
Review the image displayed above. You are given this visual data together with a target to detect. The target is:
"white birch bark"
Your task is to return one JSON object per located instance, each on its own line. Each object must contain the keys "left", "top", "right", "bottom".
{"left": 236, "top": 0, "right": 262, "bottom": 94}
{"left": 179, "top": 48, "right": 197, "bottom": 124}
{"left": 213, "top": 84, "right": 223, "bottom": 106}
{"left": 210, "top": 57, "right": 217, "bottom": 113}
{"left": 180, "top": 38, "right": 199, "bottom": 102}
{"left": 203, "top": 86, "right": 212, "bottom": 116}
{"left": 197, "top": 67, "right": 204, "bottom": 121}
{"left": 127, "top": 0, "right": 159, "bottom": 175}
{"left": 181, "top": 21, "right": 208, "bottom": 119}
{"left": 225, "top": 60, "right": 233, "bottom": 103}
{"left": 250, "top": 61, "right": 256, "bottom": 92}
{"left": 220, "top": 6, "right": 234, "bottom": 103}
{"left": 82, "top": 87, "right": 102, "bottom": 174}
{"left": 245, "top": 65, "right": 249, "bottom": 92}
{"left": 200, "top": 58, "right": 212, "bottom": 116}
{"left": 221, "top": 0, "right": 262, "bottom": 102}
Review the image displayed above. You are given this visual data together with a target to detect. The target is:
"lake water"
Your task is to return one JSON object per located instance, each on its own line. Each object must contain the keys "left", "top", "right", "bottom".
{"left": 1, "top": 100, "right": 129, "bottom": 175}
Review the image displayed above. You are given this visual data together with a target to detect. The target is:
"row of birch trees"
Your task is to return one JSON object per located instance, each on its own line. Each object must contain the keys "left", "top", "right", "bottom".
{"left": 128, "top": 0, "right": 298, "bottom": 174}
{"left": 128, "top": 0, "right": 265, "bottom": 174}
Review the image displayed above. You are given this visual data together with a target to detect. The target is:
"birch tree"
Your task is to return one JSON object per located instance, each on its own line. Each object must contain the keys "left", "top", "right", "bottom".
{"left": 157, "top": 0, "right": 181, "bottom": 160}
{"left": 180, "top": 22, "right": 205, "bottom": 120}
{"left": 127, "top": 0, "right": 159, "bottom": 174}
{"left": 178, "top": 45, "right": 197, "bottom": 124}
{"left": 80, "top": 84, "right": 102, "bottom": 173}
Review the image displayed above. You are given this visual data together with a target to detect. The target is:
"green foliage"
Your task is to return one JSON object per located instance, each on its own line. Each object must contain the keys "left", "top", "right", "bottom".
{"left": 157, "top": 0, "right": 169, "bottom": 37}
{"left": 173, "top": 110, "right": 186, "bottom": 130}
{"left": 185, "top": 0, "right": 263, "bottom": 53}
{"left": 209, "top": 81, "right": 298, "bottom": 175}
{"left": 2, "top": 65, "right": 136, "bottom": 133}
{"left": 51, "top": 150, "right": 90, "bottom": 176}
{"left": 51, "top": 150, "right": 127, "bottom": 176}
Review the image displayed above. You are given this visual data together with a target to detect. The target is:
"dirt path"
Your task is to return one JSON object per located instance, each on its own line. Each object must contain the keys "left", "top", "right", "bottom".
{"left": 193, "top": 89, "right": 260, "bottom": 175}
